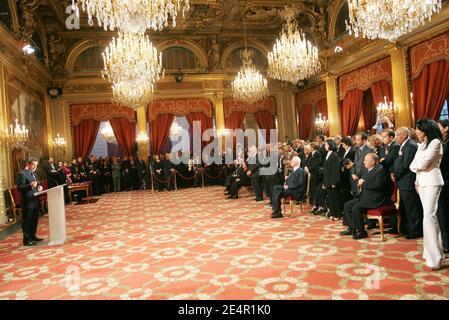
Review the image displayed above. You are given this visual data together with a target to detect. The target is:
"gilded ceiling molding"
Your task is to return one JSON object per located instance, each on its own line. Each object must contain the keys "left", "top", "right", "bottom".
{"left": 220, "top": 39, "right": 269, "bottom": 70}
{"left": 7, "top": 0, "right": 20, "bottom": 33}
{"left": 156, "top": 39, "right": 208, "bottom": 69}
{"left": 327, "top": 0, "right": 346, "bottom": 43}
{"left": 65, "top": 40, "right": 104, "bottom": 74}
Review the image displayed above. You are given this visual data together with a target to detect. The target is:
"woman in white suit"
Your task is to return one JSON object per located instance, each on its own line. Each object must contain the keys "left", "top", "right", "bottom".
{"left": 410, "top": 119, "right": 445, "bottom": 270}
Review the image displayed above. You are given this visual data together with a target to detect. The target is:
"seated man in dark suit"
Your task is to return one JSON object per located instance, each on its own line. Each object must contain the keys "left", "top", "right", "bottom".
{"left": 341, "top": 153, "right": 392, "bottom": 239}
{"left": 227, "top": 162, "right": 251, "bottom": 199}
{"left": 16, "top": 158, "right": 44, "bottom": 246}
{"left": 271, "top": 156, "right": 305, "bottom": 219}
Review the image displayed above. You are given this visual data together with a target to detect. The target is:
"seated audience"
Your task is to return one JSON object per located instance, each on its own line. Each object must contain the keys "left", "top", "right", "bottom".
{"left": 226, "top": 162, "right": 251, "bottom": 199}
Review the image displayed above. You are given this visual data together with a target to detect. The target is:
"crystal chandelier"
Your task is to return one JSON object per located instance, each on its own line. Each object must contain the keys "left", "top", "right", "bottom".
{"left": 232, "top": 49, "right": 269, "bottom": 105}
{"left": 2, "top": 119, "right": 29, "bottom": 150}
{"left": 112, "top": 78, "right": 156, "bottom": 108}
{"left": 268, "top": 6, "right": 321, "bottom": 84}
{"left": 101, "top": 122, "right": 117, "bottom": 143}
{"left": 376, "top": 96, "right": 395, "bottom": 119}
{"left": 315, "top": 113, "right": 329, "bottom": 134}
{"left": 346, "top": 0, "right": 442, "bottom": 42}
{"left": 232, "top": 21, "right": 269, "bottom": 105}
{"left": 77, "top": 0, "right": 190, "bottom": 33}
{"left": 102, "top": 32, "right": 164, "bottom": 108}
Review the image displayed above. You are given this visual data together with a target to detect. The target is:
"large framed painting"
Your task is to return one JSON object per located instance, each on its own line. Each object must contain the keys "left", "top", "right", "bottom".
{"left": 5, "top": 70, "right": 49, "bottom": 179}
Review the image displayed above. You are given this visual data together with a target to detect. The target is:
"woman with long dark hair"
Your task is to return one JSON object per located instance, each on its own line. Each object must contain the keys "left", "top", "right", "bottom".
{"left": 437, "top": 119, "right": 449, "bottom": 253}
{"left": 410, "top": 118, "right": 445, "bottom": 270}
{"left": 323, "top": 139, "right": 341, "bottom": 220}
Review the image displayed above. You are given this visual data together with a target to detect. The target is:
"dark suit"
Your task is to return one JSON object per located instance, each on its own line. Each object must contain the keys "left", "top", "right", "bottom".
{"left": 438, "top": 138, "right": 449, "bottom": 249}
{"left": 307, "top": 151, "right": 323, "bottom": 206}
{"left": 272, "top": 167, "right": 305, "bottom": 214}
{"left": 381, "top": 141, "right": 400, "bottom": 172}
{"left": 229, "top": 166, "right": 251, "bottom": 197}
{"left": 393, "top": 139, "right": 423, "bottom": 236}
{"left": 343, "top": 164, "right": 391, "bottom": 231}
{"left": 354, "top": 144, "right": 374, "bottom": 178}
{"left": 336, "top": 145, "right": 346, "bottom": 159}
{"left": 16, "top": 169, "right": 41, "bottom": 243}
{"left": 45, "top": 162, "right": 59, "bottom": 188}
{"left": 248, "top": 154, "right": 263, "bottom": 200}
{"left": 352, "top": 144, "right": 374, "bottom": 195}
{"left": 338, "top": 147, "right": 356, "bottom": 208}
{"left": 162, "top": 159, "right": 175, "bottom": 191}
{"left": 323, "top": 151, "right": 341, "bottom": 217}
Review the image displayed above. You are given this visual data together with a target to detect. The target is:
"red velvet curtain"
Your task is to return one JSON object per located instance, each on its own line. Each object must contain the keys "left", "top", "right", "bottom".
{"left": 363, "top": 89, "right": 376, "bottom": 132}
{"left": 149, "top": 114, "right": 174, "bottom": 155}
{"left": 413, "top": 59, "right": 449, "bottom": 120}
{"left": 341, "top": 89, "right": 364, "bottom": 137}
{"left": 299, "top": 103, "right": 314, "bottom": 140}
{"left": 371, "top": 80, "right": 393, "bottom": 105}
{"left": 254, "top": 110, "right": 276, "bottom": 143}
{"left": 110, "top": 118, "right": 137, "bottom": 157}
{"left": 72, "top": 119, "right": 100, "bottom": 160}
{"left": 186, "top": 112, "right": 214, "bottom": 149}
{"left": 225, "top": 111, "right": 246, "bottom": 147}
{"left": 225, "top": 111, "right": 245, "bottom": 131}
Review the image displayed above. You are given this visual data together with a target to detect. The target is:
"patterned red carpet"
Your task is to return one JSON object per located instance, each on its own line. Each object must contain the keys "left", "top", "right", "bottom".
{"left": 0, "top": 186, "right": 448, "bottom": 300}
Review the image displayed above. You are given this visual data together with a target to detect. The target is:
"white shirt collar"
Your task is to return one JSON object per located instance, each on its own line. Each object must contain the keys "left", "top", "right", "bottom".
{"left": 293, "top": 165, "right": 300, "bottom": 172}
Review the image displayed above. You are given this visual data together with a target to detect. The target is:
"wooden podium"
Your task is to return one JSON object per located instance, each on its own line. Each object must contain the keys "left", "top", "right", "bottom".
{"left": 35, "top": 184, "right": 67, "bottom": 245}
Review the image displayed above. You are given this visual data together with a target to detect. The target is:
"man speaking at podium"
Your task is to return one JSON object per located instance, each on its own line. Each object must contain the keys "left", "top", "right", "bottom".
{"left": 16, "top": 158, "right": 44, "bottom": 246}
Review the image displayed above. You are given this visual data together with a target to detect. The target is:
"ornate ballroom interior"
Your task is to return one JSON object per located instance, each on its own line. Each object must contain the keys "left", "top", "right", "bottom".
{"left": 0, "top": 0, "right": 449, "bottom": 301}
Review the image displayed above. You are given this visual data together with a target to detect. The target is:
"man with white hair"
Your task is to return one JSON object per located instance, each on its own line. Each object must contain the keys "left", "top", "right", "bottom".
{"left": 271, "top": 156, "right": 305, "bottom": 219}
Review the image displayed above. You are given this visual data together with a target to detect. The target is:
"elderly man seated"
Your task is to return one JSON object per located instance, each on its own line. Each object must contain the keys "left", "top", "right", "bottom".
{"left": 271, "top": 156, "right": 305, "bottom": 219}
{"left": 340, "top": 153, "right": 392, "bottom": 239}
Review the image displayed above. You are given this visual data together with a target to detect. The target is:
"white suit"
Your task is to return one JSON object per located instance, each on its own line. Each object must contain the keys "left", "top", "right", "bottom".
{"left": 410, "top": 138, "right": 445, "bottom": 269}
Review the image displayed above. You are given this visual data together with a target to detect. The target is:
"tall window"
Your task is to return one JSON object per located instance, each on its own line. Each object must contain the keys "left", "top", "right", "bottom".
{"left": 91, "top": 121, "right": 122, "bottom": 158}
{"left": 169, "top": 116, "right": 190, "bottom": 153}
{"left": 440, "top": 99, "right": 448, "bottom": 120}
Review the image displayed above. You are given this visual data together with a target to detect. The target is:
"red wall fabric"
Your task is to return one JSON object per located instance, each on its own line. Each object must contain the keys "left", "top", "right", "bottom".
{"left": 370, "top": 79, "right": 393, "bottom": 105}
{"left": 299, "top": 103, "right": 314, "bottom": 140}
{"left": 412, "top": 60, "right": 449, "bottom": 121}
{"left": 254, "top": 110, "right": 276, "bottom": 143}
{"left": 110, "top": 118, "right": 137, "bottom": 157}
{"left": 341, "top": 89, "right": 364, "bottom": 137}
{"left": 149, "top": 114, "right": 174, "bottom": 155}
{"left": 224, "top": 111, "right": 245, "bottom": 131}
{"left": 362, "top": 89, "right": 376, "bottom": 133}
{"left": 72, "top": 119, "right": 100, "bottom": 160}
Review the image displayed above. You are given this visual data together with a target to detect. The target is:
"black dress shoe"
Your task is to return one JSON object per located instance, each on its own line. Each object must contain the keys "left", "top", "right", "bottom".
{"left": 226, "top": 195, "right": 233, "bottom": 199}
{"left": 316, "top": 208, "right": 325, "bottom": 214}
{"left": 339, "top": 228, "right": 353, "bottom": 236}
{"left": 406, "top": 233, "right": 423, "bottom": 239}
{"left": 352, "top": 230, "right": 368, "bottom": 240}
{"left": 255, "top": 198, "right": 263, "bottom": 202}
{"left": 232, "top": 195, "right": 239, "bottom": 199}
{"left": 271, "top": 213, "right": 283, "bottom": 219}
{"left": 23, "top": 241, "right": 37, "bottom": 246}
{"left": 32, "top": 237, "right": 44, "bottom": 242}
{"left": 310, "top": 207, "right": 318, "bottom": 214}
